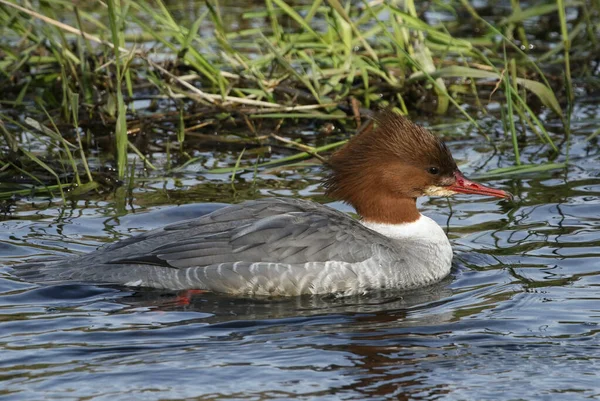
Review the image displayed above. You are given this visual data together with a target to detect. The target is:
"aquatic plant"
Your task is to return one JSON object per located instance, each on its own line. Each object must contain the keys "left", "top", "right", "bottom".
{"left": 0, "top": 0, "right": 593, "bottom": 201}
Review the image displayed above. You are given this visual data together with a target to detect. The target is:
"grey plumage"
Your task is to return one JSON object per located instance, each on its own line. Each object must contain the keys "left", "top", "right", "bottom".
{"left": 104, "top": 198, "right": 378, "bottom": 265}
{"left": 15, "top": 198, "right": 422, "bottom": 296}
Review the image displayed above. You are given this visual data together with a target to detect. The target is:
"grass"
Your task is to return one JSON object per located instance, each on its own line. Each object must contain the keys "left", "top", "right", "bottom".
{"left": 0, "top": 0, "right": 595, "bottom": 202}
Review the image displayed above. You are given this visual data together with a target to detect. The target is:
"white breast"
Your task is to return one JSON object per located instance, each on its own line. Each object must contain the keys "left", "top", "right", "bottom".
{"left": 360, "top": 214, "right": 448, "bottom": 241}
{"left": 360, "top": 214, "right": 453, "bottom": 288}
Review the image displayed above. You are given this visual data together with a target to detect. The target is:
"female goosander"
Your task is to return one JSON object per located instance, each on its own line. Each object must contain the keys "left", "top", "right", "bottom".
{"left": 16, "top": 111, "right": 510, "bottom": 296}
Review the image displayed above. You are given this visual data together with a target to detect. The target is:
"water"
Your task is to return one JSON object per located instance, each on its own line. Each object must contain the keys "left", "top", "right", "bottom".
{"left": 2, "top": 100, "right": 600, "bottom": 400}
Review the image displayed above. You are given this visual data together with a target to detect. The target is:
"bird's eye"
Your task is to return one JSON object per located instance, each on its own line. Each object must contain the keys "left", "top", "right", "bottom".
{"left": 428, "top": 167, "right": 440, "bottom": 175}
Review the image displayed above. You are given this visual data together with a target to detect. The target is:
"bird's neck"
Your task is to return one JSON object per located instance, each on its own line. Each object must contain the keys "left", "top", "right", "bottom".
{"left": 356, "top": 197, "right": 420, "bottom": 225}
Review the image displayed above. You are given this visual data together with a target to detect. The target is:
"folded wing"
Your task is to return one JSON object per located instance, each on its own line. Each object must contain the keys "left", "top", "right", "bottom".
{"left": 103, "top": 198, "right": 389, "bottom": 268}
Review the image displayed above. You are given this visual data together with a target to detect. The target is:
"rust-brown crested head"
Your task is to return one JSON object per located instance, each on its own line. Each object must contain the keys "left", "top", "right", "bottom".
{"left": 323, "top": 110, "right": 511, "bottom": 224}
{"left": 324, "top": 110, "right": 458, "bottom": 204}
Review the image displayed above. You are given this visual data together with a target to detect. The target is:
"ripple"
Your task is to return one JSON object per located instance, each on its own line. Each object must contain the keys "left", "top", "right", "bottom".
{"left": 2, "top": 136, "right": 600, "bottom": 400}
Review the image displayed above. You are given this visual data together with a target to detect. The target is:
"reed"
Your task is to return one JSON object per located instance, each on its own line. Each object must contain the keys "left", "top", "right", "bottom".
{"left": 556, "top": 0, "right": 573, "bottom": 135}
{"left": 107, "top": 0, "right": 128, "bottom": 179}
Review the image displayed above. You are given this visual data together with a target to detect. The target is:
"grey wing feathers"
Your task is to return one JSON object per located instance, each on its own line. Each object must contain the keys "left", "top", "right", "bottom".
{"left": 15, "top": 198, "right": 400, "bottom": 292}
{"left": 105, "top": 198, "right": 376, "bottom": 268}
{"left": 103, "top": 197, "right": 317, "bottom": 251}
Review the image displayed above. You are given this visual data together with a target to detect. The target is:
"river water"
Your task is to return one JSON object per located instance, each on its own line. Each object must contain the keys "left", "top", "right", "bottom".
{"left": 2, "top": 95, "right": 600, "bottom": 400}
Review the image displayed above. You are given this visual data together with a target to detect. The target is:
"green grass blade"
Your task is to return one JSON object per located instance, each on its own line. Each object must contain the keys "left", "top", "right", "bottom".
{"left": 477, "top": 163, "right": 567, "bottom": 178}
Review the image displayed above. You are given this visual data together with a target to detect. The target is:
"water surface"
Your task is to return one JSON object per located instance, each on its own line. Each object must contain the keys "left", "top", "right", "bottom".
{"left": 2, "top": 100, "right": 600, "bottom": 400}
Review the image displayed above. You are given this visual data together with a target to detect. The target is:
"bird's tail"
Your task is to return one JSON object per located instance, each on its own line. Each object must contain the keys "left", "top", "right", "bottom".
{"left": 11, "top": 259, "right": 67, "bottom": 283}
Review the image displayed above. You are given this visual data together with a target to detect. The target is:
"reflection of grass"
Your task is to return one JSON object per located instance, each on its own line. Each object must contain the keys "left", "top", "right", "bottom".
{"left": 0, "top": 0, "right": 589, "bottom": 200}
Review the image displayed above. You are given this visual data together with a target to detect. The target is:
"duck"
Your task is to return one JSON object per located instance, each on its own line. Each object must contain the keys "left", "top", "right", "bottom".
{"left": 15, "top": 111, "right": 510, "bottom": 296}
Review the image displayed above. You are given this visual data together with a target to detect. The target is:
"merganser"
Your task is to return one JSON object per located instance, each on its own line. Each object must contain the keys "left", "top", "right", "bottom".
{"left": 15, "top": 111, "right": 510, "bottom": 296}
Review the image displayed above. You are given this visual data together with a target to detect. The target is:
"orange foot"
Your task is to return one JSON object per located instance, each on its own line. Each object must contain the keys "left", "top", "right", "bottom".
{"left": 174, "top": 289, "right": 208, "bottom": 306}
